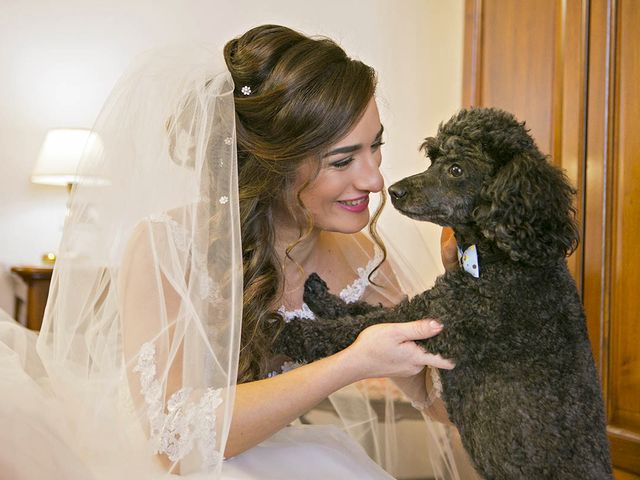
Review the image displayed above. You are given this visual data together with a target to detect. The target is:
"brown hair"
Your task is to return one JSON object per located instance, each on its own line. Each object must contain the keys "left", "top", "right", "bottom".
{"left": 223, "top": 24, "right": 383, "bottom": 383}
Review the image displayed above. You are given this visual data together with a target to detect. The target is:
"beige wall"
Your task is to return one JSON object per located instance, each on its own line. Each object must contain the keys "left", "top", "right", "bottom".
{"left": 0, "top": 0, "right": 464, "bottom": 313}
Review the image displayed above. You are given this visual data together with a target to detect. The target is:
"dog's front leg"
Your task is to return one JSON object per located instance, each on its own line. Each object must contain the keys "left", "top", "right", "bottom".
{"left": 400, "top": 292, "right": 465, "bottom": 364}
{"left": 275, "top": 307, "right": 395, "bottom": 363}
{"left": 288, "top": 295, "right": 443, "bottom": 363}
{"left": 275, "top": 277, "right": 460, "bottom": 364}
{"left": 303, "top": 273, "right": 382, "bottom": 317}
{"left": 272, "top": 274, "right": 393, "bottom": 363}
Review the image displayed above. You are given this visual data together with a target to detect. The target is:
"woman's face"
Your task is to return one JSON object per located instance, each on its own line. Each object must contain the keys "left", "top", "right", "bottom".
{"left": 296, "top": 97, "right": 385, "bottom": 234}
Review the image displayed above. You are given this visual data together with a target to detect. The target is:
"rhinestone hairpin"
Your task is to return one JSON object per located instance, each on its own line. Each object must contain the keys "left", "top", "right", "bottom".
{"left": 241, "top": 85, "right": 252, "bottom": 96}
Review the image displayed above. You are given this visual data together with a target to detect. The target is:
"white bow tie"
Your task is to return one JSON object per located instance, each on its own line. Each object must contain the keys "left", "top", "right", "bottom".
{"left": 457, "top": 244, "right": 480, "bottom": 278}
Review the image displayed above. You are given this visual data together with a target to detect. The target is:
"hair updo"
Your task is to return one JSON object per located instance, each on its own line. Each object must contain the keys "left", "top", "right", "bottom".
{"left": 223, "top": 24, "right": 378, "bottom": 383}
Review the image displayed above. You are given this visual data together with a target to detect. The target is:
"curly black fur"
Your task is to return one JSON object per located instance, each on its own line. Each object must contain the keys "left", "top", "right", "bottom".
{"left": 274, "top": 108, "right": 612, "bottom": 479}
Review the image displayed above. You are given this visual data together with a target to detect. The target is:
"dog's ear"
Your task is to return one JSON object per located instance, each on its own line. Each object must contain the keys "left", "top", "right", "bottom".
{"left": 420, "top": 136, "right": 441, "bottom": 161}
{"left": 474, "top": 153, "right": 579, "bottom": 266}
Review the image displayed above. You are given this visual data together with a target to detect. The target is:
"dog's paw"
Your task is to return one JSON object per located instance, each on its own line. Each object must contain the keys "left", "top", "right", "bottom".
{"left": 304, "top": 273, "right": 350, "bottom": 317}
{"left": 304, "top": 273, "right": 329, "bottom": 296}
{"left": 272, "top": 320, "right": 309, "bottom": 362}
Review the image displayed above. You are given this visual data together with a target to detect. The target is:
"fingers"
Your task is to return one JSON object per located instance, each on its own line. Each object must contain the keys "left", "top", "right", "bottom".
{"left": 421, "top": 352, "right": 456, "bottom": 370}
{"left": 354, "top": 320, "right": 455, "bottom": 379}
{"left": 392, "top": 319, "right": 456, "bottom": 370}
{"left": 440, "top": 227, "right": 459, "bottom": 272}
{"left": 397, "top": 319, "right": 443, "bottom": 341}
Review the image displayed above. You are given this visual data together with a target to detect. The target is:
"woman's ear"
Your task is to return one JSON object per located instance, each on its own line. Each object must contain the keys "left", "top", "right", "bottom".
{"left": 473, "top": 153, "right": 579, "bottom": 266}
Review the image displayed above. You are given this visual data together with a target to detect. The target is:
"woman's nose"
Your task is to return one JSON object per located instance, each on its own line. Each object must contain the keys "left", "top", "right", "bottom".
{"left": 355, "top": 156, "right": 384, "bottom": 193}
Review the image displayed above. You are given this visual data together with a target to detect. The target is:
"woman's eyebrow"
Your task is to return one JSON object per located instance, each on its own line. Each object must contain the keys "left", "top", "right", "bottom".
{"left": 323, "top": 124, "right": 384, "bottom": 157}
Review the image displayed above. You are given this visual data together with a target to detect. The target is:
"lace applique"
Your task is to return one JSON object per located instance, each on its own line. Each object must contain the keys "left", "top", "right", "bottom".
{"left": 339, "top": 246, "right": 383, "bottom": 304}
{"left": 147, "top": 212, "right": 171, "bottom": 224}
{"left": 146, "top": 214, "right": 220, "bottom": 305}
{"left": 277, "top": 303, "right": 316, "bottom": 323}
{"left": 133, "top": 342, "right": 223, "bottom": 470}
{"left": 430, "top": 366, "right": 443, "bottom": 397}
{"left": 199, "top": 274, "right": 221, "bottom": 304}
{"left": 174, "top": 129, "right": 195, "bottom": 167}
{"left": 147, "top": 213, "right": 190, "bottom": 253}
{"left": 266, "top": 360, "right": 305, "bottom": 378}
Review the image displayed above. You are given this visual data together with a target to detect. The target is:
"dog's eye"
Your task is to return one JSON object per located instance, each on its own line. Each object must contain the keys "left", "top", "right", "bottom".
{"left": 449, "top": 164, "right": 463, "bottom": 177}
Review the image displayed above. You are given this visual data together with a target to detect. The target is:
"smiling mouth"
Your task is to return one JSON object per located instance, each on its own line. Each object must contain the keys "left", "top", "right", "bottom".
{"left": 337, "top": 196, "right": 369, "bottom": 212}
{"left": 338, "top": 197, "right": 367, "bottom": 206}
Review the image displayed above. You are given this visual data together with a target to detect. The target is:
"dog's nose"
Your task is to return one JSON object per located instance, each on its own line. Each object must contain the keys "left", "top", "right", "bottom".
{"left": 388, "top": 184, "right": 407, "bottom": 200}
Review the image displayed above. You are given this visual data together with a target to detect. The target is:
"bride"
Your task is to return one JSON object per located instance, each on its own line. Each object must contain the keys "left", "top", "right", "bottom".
{"left": 0, "top": 24, "right": 471, "bottom": 479}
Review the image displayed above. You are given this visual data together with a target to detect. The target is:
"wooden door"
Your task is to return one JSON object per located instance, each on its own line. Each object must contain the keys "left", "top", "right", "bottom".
{"left": 591, "top": 0, "right": 640, "bottom": 473}
{"left": 462, "top": 0, "right": 640, "bottom": 476}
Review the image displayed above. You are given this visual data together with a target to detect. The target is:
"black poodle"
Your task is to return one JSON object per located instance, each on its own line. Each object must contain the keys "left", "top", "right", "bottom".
{"left": 274, "top": 108, "right": 612, "bottom": 479}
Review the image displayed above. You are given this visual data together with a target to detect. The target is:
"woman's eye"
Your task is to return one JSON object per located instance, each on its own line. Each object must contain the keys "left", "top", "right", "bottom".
{"left": 448, "top": 164, "right": 463, "bottom": 177}
{"left": 371, "top": 140, "right": 385, "bottom": 151}
{"left": 331, "top": 157, "right": 353, "bottom": 169}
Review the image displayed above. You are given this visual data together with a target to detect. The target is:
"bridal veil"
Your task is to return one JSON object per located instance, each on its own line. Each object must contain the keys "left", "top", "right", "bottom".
{"left": 0, "top": 45, "right": 468, "bottom": 479}
{"left": 2, "top": 47, "right": 241, "bottom": 477}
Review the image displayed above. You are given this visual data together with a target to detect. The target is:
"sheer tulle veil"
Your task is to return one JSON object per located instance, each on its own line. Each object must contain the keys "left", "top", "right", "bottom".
{"left": 0, "top": 44, "right": 468, "bottom": 479}
{"left": 1, "top": 46, "right": 242, "bottom": 478}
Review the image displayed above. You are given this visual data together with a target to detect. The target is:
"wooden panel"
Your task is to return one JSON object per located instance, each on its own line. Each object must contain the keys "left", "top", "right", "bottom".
{"left": 584, "top": 0, "right": 640, "bottom": 472}
{"left": 478, "top": 0, "right": 558, "bottom": 153}
{"left": 611, "top": 0, "right": 640, "bottom": 431}
{"left": 462, "top": 0, "right": 482, "bottom": 107}
{"left": 555, "top": 0, "right": 589, "bottom": 287}
{"left": 583, "top": 0, "right": 610, "bottom": 378}
{"left": 607, "top": 0, "right": 640, "bottom": 469}
{"left": 615, "top": 468, "right": 640, "bottom": 480}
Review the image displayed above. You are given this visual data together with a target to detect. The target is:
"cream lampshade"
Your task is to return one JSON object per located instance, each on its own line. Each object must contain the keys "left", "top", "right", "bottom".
{"left": 31, "top": 128, "right": 104, "bottom": 264}
{"left": 31, "top": 128, "right": 103, "bottom": 191}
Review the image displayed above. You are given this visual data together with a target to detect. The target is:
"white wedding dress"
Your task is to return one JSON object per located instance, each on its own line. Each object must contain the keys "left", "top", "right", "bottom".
{"left": 222, "top": 424, "right": 394, "bottom": 479}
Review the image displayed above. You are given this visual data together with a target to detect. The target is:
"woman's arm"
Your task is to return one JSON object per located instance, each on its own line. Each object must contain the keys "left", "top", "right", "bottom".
{"left": 226, "top": 349, "right": 354, "bottom": 458}
{"left": 225, "top": 318, "right": 446, "bottom": 458}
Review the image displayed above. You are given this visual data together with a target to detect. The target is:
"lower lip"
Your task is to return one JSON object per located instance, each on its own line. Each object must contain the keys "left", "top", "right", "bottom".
{"left": 337, "top": 197, "right": 369, "bottom": 213}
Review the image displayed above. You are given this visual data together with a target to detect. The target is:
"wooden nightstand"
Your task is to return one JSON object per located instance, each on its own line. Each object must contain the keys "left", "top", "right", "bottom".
{"left": 10, "top": 265, "right": 54, "bottom": 331}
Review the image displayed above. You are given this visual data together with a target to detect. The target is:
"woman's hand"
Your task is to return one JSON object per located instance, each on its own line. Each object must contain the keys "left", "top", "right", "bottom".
{"left": 441, "top": 227, "right": 459, "bottom": 272}
{"left": 343, "top": 319, "right": 455, "bottom": 382}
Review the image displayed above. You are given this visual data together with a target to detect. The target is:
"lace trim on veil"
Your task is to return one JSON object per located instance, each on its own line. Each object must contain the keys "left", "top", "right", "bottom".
{"left": 133, "top": 342, "right": 223, "bottom": 470}
{"left": 146, "top": 214, "right": 221, "bottom": 304}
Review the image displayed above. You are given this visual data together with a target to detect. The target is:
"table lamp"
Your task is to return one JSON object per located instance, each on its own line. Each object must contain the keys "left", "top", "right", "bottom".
{"left": 31, "top": 128, "right": 102, "bottom": 192}
{"left": 31, "top": 128, "right": 103, "bottom": 264}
